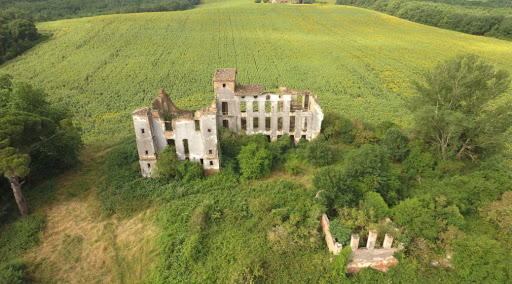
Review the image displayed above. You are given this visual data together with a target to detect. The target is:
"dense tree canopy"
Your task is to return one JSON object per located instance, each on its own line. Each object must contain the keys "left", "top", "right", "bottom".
{"left": 0, "top": 9, "right": 42, "bottom": 64}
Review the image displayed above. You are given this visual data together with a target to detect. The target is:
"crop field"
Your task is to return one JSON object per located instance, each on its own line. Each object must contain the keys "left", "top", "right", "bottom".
{"left": 2, "top": 0, "right": 512, "bottom": 144}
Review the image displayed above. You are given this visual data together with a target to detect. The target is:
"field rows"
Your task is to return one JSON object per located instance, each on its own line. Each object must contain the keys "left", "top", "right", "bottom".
{"left": 2, "top": 0, "right": 512, "bottom": 144}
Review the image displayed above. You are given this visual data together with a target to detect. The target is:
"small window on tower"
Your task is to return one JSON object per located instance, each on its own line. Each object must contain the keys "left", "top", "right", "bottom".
{"left": 145, "top": 150, "right": 149, "bottom": 155}
{"left": 141, "top": 128, "right": 145, "bottom": 134}
{"left": 223, "top": 83, "right": 226, "bottom": 88}
{"left": 195, "top": 120, "right": 200, "bottom": 131}
{"left": 210, "top": 161, "right": 214, "bottom": 166}
{"left": 208, "top": 129, "right": 212, "bottom": 133}
{"left": 147, "top": 163, "right": 151, "bottom": 168}
{"left": 209, "top": 149, "right": 213, "bottom": 155}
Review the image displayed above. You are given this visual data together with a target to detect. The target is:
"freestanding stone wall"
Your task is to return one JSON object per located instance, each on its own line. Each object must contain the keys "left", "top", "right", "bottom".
{"left": 346, "top": 230, "right": 398, "bottom": 273}
{"left": 320, "top": 214, "right": 342, "bottom": 255}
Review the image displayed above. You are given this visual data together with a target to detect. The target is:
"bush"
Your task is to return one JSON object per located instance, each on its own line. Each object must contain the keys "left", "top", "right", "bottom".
{"left": 306, "top": 135, "right": 335, "bottom": 167}
{"left": 0, "top": 261, "right": 29, "bottom": 284}
{"left": 237, "top": 142, "right": 273, "bottom": 181}
{"left": 329, "top": 219, "right": 352, "bottom": 245}
{"left": 380, "top": 127, "right": 409, "bottom": 162}
{"left": 0, "top": 214, "right": 46, "bottom": 262}
{"left": 391, "top": 198, "right": 439, "bottom": 241}
{"left": 176, "top": 160, "right": 204, "bottom": 183}
{"left": 453, "top": 235, "right": 510, "bottom": 283}
{"left": 284, "top": 155, "right": 301, "bottom": 175}
{"left": 154, "top": 146, "right": 179, "bottom": 179}
{"left": 322, "top": 111, "right": 355, "bottom": 144}
{"left": 361, "top": 192, "right": 389, "bottom": 222}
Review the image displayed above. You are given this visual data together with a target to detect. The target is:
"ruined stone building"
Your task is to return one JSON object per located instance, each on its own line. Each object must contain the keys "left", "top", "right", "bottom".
{"left": 132, "top": 69, "right": 324, "bottom": 177}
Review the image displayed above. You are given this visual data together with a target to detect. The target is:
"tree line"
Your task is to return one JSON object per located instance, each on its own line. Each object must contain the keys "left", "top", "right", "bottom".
{"left": 337, "top": 0, "right": 512, "bottom": 40}
{"left": 0, "top": 0, "right": 201, "bottom": 22}
{"left": 0, "top": 9, "right": 44, "bottom": 65}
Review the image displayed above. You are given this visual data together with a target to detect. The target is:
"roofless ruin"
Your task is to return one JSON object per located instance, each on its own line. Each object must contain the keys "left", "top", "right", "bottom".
{"left": 132, "top": 69, "right": 324, "bottom": 177}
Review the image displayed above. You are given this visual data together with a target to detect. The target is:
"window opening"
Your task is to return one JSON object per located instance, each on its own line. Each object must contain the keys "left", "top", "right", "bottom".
{"left": 304, "top": 94, "right": 310, "bottom": 109}
{"left": 241, "top": 117, "right": 247, "bottom": 131}
{"left": 241, "top": 101, "right": 246, "bottom": 113}
{"left": 265, "top": 101, "right": 271, "bottom": 113}
{"left": 222, "top": 102, "right": 229, "bottom": 115}
{"left": 209, "top": 149, "right": 213, "bottom": 155}
{"left": 223, "top": 120, "right": 229, "bottom": 128}
{"left": 266, "top": 117, "right": 271, "bottom": 131}
{"left": 210, "top": 161, "right": 214, "bottom": 166}
{"left": 290, "top": 116, "right": 295, "bottom": 132}
{"left": 145, "top": 150, "right": 149, "bottom": 155}
{"left": 253, "top": 101, "right": 259, "bottom": 112}
{"left": 141, "top": 128, "right": 145, "bottom": 134}
{"left": 167, "top": 139, "right": 175, "bottom": 146}
{"left": 222, "top": 83, "right": 226, "bottom": 88}
{"left": 208, "top": 129, "right": 212, "bottom": 133}
{"left": 253, "top": 117, "right": 259, "bottom": 129}
{"left": 147, "top": 163, "right": 151, "bottom": 168}
{"left": 200, "top": 159, "right": 204, "bottom": 165}
{"left": 183, "top": 139, "right": 189, "bottom": 155}
{"left": 278, "top": 117, "right": 283, "bottom": 131}
{"left": 195, "top": 120, "right": 200, "bottom": 131}
{"left": 303, "top": 118, "right": 308, "bottom": 131}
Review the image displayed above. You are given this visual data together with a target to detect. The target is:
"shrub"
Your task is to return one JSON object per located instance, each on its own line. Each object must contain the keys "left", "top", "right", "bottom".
{"left": 380, "top": 127, "right": 409, "bottom": 162}
{"left": 284, "top": 156, "right": 301, "bottom": 175}
{"left": 391, "top": 198, "right": 439, "bottom": 241}
{"left": 361, "top": 192, "right": 389, "bottom": 222}
{"left": 306, "top": 135, "right": 335, "bottom": 167}
{"left": 0, "top": 261, "right": 29, "bottom": 284}
{"left": 154, "top": 146, "right": 179, "bottom": 179}
{"left": 322, "top": 111, "right": 355, "bottom": 144}
{"left": 453, "top": 235, "right": 510, "bottom": 283}
{"left": 237, "top": 142, "right": 273, "bottom": 181}
{"left": 176, "top": 160, "right": 204, "bottom": 183}
{"left": 329, "top": 219, "right": 352, "bottom": 245}
{"left": 0, "top": 214, "right": 46, "bottom": 262}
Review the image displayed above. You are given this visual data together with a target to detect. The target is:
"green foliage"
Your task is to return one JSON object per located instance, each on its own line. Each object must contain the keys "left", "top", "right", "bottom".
{"left": 332, "top": 246, "right": 351, "bottom": 281}
{"left": 392, "top": 197, "right": 439, "bottom": 241}
{"left": 284, "top": 155, "right": 301, "bottom": 175}
{"left": 329, "top": 219, "right": 352, "bottom": 245}
{"left": 337, "top": 0, "right": 512, "bottom": 40}
{"left": 380, "top": 127, "right": 409, "bottom": 162}
{"left": 0, "top": 0, "right": 200, "bottom": 22}
{"left": 237, "top": 142, "right": 273, "bottom": 181}
{"left": 432, "top": 170, "right": 512, "bottom": 215}
{"left": 313, "top": 166, "right": 364, "bottom": 208}
{"left": 453, "top": 235, "right": 510, "bottom": 283}
{"left": 322, "top": 111, "right": 355, "bottom": 144}
{"left": 176, "top": 160, "right": 204, "bottom": 183}
{"left": 402, "top": 142, "right": 435, "bottom": 181}
{"left": 409, "top": 54, "right": 511, "bottom": 161}
{"left": 154, "top": 146, "right": 179, "bottom": 180}
{"left": 0, "top": 214, "right": 46, "bottom": 262}
{"left": 361, "top": 191, "right": 389, "bottom": 222}
{"left": 0, "top": 8, "right": 42, "bottom": 64}
{"left": 0, "top": 261, "right": 29, "bottom": 284}
{"left": 306, "top": 135, "right": 335, "bottom": 167}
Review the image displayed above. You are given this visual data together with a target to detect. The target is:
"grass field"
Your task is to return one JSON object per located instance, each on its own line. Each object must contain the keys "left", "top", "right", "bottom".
{"left": 2, "top": 0, "right": 512, "bottom": 144}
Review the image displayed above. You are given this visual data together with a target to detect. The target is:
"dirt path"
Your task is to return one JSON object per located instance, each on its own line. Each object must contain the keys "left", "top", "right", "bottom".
{"left": 26, "top": 150, "right": 158, "bottom": 284}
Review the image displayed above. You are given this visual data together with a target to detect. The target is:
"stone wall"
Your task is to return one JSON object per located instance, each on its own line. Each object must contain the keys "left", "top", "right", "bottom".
{"left": 320, "top": 214, "right": 342, "bottom": 255}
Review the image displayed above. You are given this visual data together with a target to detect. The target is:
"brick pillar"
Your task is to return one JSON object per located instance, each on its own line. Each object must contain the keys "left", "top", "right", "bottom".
{"left": 350, "top": 234, "right": 359, "bottom": 251}
{"left": 383, "top": 233, "right": 393, "bottom": 249}
{"left": 367, "top": 230, "right": 377, "bottom": 250}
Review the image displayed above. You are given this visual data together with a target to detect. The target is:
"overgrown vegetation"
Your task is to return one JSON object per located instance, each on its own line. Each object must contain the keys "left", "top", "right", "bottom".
{"left": 337, "top": 0, "right": 512, "bottom": 40}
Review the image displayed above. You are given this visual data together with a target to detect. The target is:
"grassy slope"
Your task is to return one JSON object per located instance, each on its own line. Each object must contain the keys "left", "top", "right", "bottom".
{"left": 2, "top": 0, "right": 511, "bottom": 144}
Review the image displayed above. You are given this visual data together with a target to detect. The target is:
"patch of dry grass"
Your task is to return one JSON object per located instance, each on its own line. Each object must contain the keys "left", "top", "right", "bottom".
{"left": 25, "top": 149, "right": 158, "bottom": 284}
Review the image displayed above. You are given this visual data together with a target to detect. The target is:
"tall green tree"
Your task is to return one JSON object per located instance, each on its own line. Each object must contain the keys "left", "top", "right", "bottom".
{"left": 0, "top": 75, "right": 83, "bottom": 216}
{"left": 409, "top": 54, "right": 511, "bottom": 161}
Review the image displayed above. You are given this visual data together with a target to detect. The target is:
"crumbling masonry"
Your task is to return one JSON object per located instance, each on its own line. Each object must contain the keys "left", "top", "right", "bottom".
{"left": 132, "top": 69, "right": 324, "bottom": 177}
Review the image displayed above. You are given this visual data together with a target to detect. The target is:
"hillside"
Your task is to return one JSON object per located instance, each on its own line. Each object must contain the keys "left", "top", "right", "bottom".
{"left": 1, "top": 0, "right": 512, "bottom": 144}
